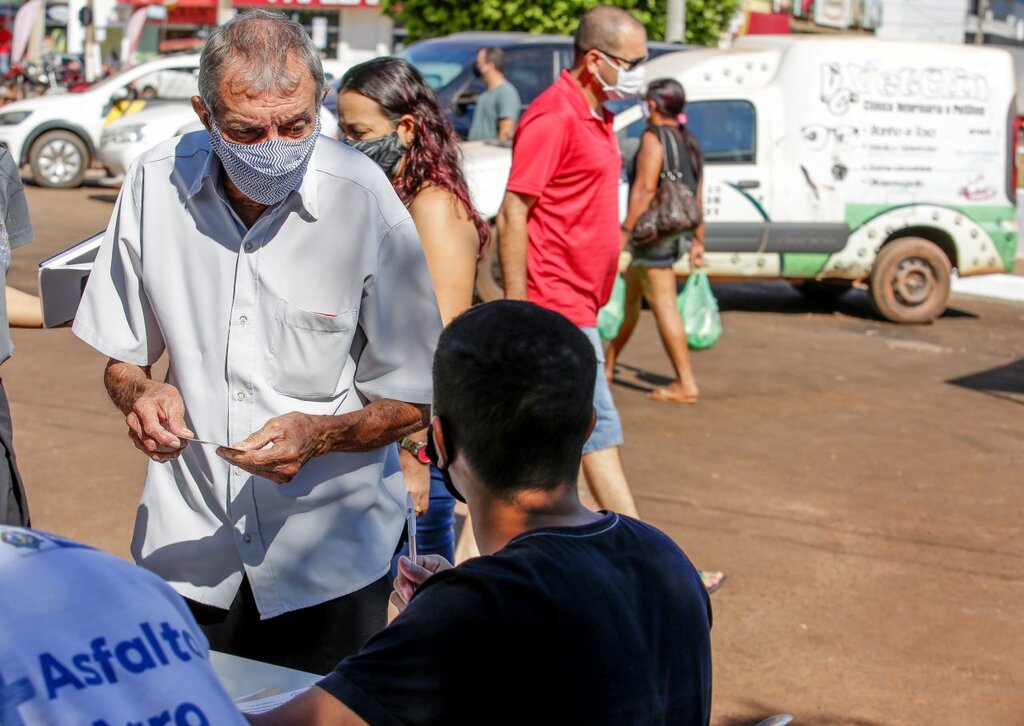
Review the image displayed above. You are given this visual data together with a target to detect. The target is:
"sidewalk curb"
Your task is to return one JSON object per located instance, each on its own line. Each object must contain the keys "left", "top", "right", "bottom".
{"left": 951, "top": 269, "right": 1024, "bottom": 302}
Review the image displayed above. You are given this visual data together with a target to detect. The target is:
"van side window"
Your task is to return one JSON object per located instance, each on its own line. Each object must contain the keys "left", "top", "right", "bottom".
{"left": 687, "top": 100, "right": 756, "bottom": 164}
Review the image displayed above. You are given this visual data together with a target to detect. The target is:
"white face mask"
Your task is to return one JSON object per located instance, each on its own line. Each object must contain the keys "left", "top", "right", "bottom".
{"left": 595, "top": 51, "right": 646, "bottom": 100}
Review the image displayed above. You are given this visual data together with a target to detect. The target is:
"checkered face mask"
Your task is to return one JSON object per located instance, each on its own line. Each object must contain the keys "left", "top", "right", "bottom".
{"left": 208, "top": 115, "right": 321, "bottom": 205}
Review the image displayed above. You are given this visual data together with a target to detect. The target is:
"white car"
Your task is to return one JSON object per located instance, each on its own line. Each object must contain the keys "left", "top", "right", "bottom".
{"left": 0, "top": 54, "right": 200, "bottom": 188}
{"left": 99, "top": 101, "right": 202, "bottom": 178}
{"left": 321, "top": 59, "right": 352, "bottom": 83}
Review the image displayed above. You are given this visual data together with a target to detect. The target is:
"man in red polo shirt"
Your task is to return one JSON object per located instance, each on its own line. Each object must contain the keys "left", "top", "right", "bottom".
{"left": 497, "top": 5, "right": 647, "bottom": 517}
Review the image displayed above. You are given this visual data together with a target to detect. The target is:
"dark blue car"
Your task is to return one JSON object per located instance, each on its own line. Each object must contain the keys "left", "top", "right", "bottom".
{"left": 399, "top": 31, "right": 686, "bottom": 138}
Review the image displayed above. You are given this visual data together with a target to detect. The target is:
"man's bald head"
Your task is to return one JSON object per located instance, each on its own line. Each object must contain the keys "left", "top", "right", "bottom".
{"left": 573, "top": 5, "right": 646, "bottom": 62}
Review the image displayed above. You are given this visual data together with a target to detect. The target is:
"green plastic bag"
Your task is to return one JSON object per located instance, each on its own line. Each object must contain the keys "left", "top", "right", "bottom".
{"left": 677, "top": 269, "right": 721, "bottom": 349}
{"left": 597, "top": 274, "right": 627, "bottom": 341}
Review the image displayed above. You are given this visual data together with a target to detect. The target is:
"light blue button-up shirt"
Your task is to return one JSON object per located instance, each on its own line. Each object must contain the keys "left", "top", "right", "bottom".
{"left": 74, "top": 131, "right": 442, "bottom": 617}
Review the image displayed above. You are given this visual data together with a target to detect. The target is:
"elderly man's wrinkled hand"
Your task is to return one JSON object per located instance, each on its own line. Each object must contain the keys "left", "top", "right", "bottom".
{"left": 216, "top": 412, "right": 326, "bottom": 484}
{"left": 399, "top": 449, "right": 431, "bottom": 517}
{"left": 126, "top": 381, "right": 192, "bottom": 463}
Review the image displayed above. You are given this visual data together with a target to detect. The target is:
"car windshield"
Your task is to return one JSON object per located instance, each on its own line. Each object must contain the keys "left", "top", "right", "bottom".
{"left": 82, "top": 59, "right": 194, "bottom": 96}
{"left": 82, "top": 64, "right": 155, "bottom": 94}
{"left": 398, "top": 43, "right": 479, "bottom": 89}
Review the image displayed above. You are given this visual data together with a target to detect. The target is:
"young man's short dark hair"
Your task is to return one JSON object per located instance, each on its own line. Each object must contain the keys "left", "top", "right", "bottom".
{"left": 433, "top": 301, "right": 595, "bottom": 497}
{"left": 481, "top": 46, "right": 505, "bottom": 72}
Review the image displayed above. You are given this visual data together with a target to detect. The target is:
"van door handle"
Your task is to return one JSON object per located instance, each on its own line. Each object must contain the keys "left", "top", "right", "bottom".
{"left": 736, "top": 180, "right": 760, "bottom": 189}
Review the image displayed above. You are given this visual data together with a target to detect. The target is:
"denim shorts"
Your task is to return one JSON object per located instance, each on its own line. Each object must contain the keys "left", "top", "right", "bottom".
{"left": 630, "top": 235, "right": 689, "bottom": 269}
{"left": 581, "top": 327, "right": 624, "bottom": 454}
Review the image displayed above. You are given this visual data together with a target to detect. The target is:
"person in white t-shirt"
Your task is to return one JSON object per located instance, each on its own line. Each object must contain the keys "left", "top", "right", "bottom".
{"left": 0, "top": 525, "right": 246, "bottom": 725}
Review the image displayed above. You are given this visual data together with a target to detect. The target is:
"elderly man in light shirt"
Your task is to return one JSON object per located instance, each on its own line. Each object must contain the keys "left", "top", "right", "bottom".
{"left": 72, "top": 9, "right": 441, "bottom": 674}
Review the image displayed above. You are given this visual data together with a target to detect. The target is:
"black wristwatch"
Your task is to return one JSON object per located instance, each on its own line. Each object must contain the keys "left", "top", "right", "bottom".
{"left": 398, "top": 436, "right": 430, "bottom": 465}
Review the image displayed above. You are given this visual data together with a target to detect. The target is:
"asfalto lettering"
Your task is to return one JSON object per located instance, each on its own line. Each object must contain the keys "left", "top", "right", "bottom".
{"left": 38, "top": 621, "right": 205, "bottom": 700}
{"left": 0, "top": 620, "right": 213, "bottom": 725}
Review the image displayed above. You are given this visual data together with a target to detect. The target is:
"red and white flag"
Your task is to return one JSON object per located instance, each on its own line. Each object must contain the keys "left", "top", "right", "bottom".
{"left": 11, "top": 0, "right": 43, "bottom": 64}
{"left": 125, "top": 7, "right": 149, "bottom": 65}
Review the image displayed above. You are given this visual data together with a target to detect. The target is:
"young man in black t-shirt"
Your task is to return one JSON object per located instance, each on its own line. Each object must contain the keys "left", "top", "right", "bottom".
{"left": 250, "top": 300, "right": 712, "bottom": 726}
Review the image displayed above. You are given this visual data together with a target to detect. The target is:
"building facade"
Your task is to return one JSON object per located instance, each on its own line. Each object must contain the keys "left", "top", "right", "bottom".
{"left": 45, "top": 0, "right": 392, "bottom": 69}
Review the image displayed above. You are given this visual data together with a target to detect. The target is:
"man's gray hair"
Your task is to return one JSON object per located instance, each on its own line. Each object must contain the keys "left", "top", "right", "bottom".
{"left": 199, "top": 9, "right": 325, "bottom": 115}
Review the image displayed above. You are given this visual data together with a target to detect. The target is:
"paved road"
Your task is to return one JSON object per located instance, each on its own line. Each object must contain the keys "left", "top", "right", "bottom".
{"left": 7, "top": 179, "right": 1022, "bottom": 725}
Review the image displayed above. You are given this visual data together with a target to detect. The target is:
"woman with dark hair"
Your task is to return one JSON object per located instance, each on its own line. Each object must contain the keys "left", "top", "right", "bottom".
{"left": 338, "top": 57, "right": 488, "bottom": 564}
{"left": 606, "top": 78, "right": 705, "bottom": 406}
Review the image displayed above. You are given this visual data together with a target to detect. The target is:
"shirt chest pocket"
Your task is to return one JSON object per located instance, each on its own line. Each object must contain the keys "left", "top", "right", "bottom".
{"left": 267, "top": 299, "right": 358, "bottom": 400}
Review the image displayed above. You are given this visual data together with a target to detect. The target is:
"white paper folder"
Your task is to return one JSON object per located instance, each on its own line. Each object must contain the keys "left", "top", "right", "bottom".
{"left": 37, "top": 231, "right": 103, "bottom": 328}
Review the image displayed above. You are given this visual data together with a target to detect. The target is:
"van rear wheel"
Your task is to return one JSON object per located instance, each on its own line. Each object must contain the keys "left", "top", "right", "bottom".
{"left": 868, "top": 237, "right": 951, "bottom": 324}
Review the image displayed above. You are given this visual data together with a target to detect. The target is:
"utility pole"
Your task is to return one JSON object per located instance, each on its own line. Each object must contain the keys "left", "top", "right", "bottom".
{"left": 84, "top": 0, "right": 98, "bottom": 81}
{"left": 27, "top": 0, "right": 45, "bottom": 63}
{"left": 217, "top": 0, "right": 235, "bottom": 25}
{"left": 976, "top": 0, "right": 987, "bottom": 45}
{"left": 666, "top": 0, "right": 685, "bottom": 43}
{"left": 66, "top": 0, "right": 85, "bottom": 55}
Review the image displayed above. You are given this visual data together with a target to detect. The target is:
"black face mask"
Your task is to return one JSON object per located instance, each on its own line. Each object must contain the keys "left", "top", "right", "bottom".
{"left": 426, "top": 423, "right": 465, "bottom": 503}
{"left": 343, "top": 131, "right": 407, "bottom": 178}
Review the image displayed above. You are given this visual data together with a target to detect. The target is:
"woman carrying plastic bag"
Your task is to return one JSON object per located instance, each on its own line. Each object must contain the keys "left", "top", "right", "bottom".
{"left": 604, "top": 78, "right": 706, "bottom": 405}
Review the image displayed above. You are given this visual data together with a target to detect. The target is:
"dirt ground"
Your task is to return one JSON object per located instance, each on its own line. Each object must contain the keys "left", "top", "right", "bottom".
{"left": 7, "top": 179, "right": 1023, "bottom": 725}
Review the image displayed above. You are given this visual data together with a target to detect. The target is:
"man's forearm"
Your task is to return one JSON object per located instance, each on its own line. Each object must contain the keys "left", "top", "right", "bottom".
{"left": 497, "top": 206, "right": 529, "bottom": 300}
{"left": 316, "top": 399, "right": 430, "bottom": 455}
{"left": 104, "top": 359, "right": 153, "bottom": 415}
{"left": 497, "top": 118, "right": 515, "bottom": 142}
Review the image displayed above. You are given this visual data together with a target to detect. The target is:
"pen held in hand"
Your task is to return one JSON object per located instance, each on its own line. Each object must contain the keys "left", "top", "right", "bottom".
{"left": 406, "top": 491, "right": 417, "bottom": 563}
{"left": 186, "top": 437, "right": 246, "bottom": 455}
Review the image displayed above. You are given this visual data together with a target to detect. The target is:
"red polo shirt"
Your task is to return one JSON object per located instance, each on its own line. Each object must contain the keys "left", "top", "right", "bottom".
{"left": 506, "top": 70, "right": 621, "bottom": 327}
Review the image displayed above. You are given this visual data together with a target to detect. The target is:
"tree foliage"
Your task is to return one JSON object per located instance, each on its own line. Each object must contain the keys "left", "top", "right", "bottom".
{"left": 382, "top": 0, "right": 739, "bottom": 49}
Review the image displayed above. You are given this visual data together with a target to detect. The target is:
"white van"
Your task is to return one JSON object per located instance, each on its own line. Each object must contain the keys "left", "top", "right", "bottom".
{"left": 465, "top": 37, "right": 1018, "bottom": 323}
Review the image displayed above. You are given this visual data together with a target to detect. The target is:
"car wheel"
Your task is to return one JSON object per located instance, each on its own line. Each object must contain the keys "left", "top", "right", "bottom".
{"left": 793, "top": 280, "right": 853, "bottom": 303}
{"left": 475, "top": 223, "right": 503, "bottom": 303}
{"left": 868, "top": 237, "right": 951, "bottom": 324}
{"left": 30, "top": 130, "right": 89, "bottom": 188}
